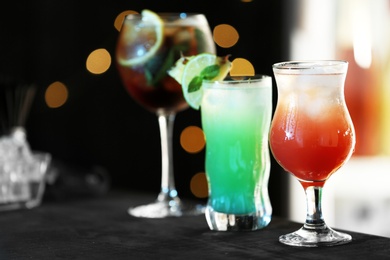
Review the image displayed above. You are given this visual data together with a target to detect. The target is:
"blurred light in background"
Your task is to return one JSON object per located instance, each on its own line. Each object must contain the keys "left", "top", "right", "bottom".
{"left": 86, "top": 48, "right": 111, "bottom": 75}
{"left": 180, "top": 126, "right": 205, "bottom": 154}
{"left": 213, "top": 24, "right": 239, "bottom": 48}
{"left": 114, "top": 10, "right": 138, "bottom": 32}
{"left": 336, "top": 0, "right": 387, "bottom": 155}
{"left": 190, "top": 172, "right": 208, "bottom": 198}
{"left": 290, "top": 0, "right": 336, "bottom": 60}
{"left": 45, "top": 81, "right": 68, "bottom": 108}
{"left": 231, "top": 58, "right": 255, "bottom": 76}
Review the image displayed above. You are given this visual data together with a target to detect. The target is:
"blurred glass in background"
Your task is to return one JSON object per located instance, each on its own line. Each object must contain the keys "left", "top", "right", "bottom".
{"left": 287, "top": 0, "right": 390, "bottom": 237}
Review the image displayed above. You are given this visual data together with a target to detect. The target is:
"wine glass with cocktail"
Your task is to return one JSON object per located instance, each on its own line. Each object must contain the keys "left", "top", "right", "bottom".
{"left": 116, "top": 10, "right": 216, "bottom": 218}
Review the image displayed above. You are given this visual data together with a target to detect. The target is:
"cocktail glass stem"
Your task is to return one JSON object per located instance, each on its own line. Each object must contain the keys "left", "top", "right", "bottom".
{"left": 128, "top": 111, "right": 183, "bottom": 218}
{"left": 305, "top": 186, "right": 325, "bottom": 226}
{"left": 279, "top": 185, "right": 352, "bottom": 247}
{"left": 156, "top": 111, "right": 181, "bottom": 209}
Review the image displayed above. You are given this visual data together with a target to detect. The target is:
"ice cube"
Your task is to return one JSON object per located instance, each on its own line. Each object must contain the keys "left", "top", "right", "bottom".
{"left": 0, "top": 128, "right": 50, "bottom": 208}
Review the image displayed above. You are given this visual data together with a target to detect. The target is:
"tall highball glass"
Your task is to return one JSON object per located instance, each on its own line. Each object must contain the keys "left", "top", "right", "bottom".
{"left": 201, "top": 76, "right": 273, "bottom": 231}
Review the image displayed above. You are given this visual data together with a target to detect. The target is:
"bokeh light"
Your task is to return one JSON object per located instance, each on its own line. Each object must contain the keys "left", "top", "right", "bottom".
{"left": 114, "top": 10, "right": 139, "bottom": 32}
{"left": 230, "top": 58, "right": 255, "bottom": 76}
{"left": 86, "top": 48, "right": 111, "bottom": 75}
{"left": 180, "top": 126, "right": 205, "bottom": 153}
{"left": 45, "top": 81, "right": 69, "bottom": 108}
{"left": 190, "top": 172, "right": 208, "bottom": 198}
{"left": 213, "top": 24, "right": 239, "bottom": 48}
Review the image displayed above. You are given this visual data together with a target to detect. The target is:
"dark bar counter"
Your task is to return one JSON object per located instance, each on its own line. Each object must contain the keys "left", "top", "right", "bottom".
{"left": 0, "top": 190, "right": 389, "bottom": 259}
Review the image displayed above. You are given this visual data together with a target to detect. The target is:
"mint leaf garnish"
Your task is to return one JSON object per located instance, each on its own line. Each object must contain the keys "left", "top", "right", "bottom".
{"left": 188, "top": 76, "right": 203, "bottom": 92}
{"left": 200, "top": 64, "right": 220, "bottom": 80}
{"left": 188, "top": 64, "right": 220, "bottom": 93}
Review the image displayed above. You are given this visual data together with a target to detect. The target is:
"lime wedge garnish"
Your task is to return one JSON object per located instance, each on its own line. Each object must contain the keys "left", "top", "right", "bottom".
{"left": 168, "top": 53, "right": 231, "bottom": 110}
{"left": 118, "top": 9, "right": 163, "bottom": 66}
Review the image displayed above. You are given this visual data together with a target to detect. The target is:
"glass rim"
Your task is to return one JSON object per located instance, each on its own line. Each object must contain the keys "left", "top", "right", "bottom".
{"left": 273, "top": 60, "right": 348, "bottom": 69}
{"left": 272, "top": 60, "right": 348, "bottom": 75}
{"left": 272, "top": 60, "right": 348, "bottom": 74}
{"left": 203, "top": 75, "right": 272, "bottom": 89}
{"left": 124, "top": 12, "right": 206, "bottom": 21}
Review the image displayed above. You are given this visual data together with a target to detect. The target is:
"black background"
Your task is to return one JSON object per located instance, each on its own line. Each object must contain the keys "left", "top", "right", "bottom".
{"left": 0, "top": 0, "right": 291, "bottom": 217}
